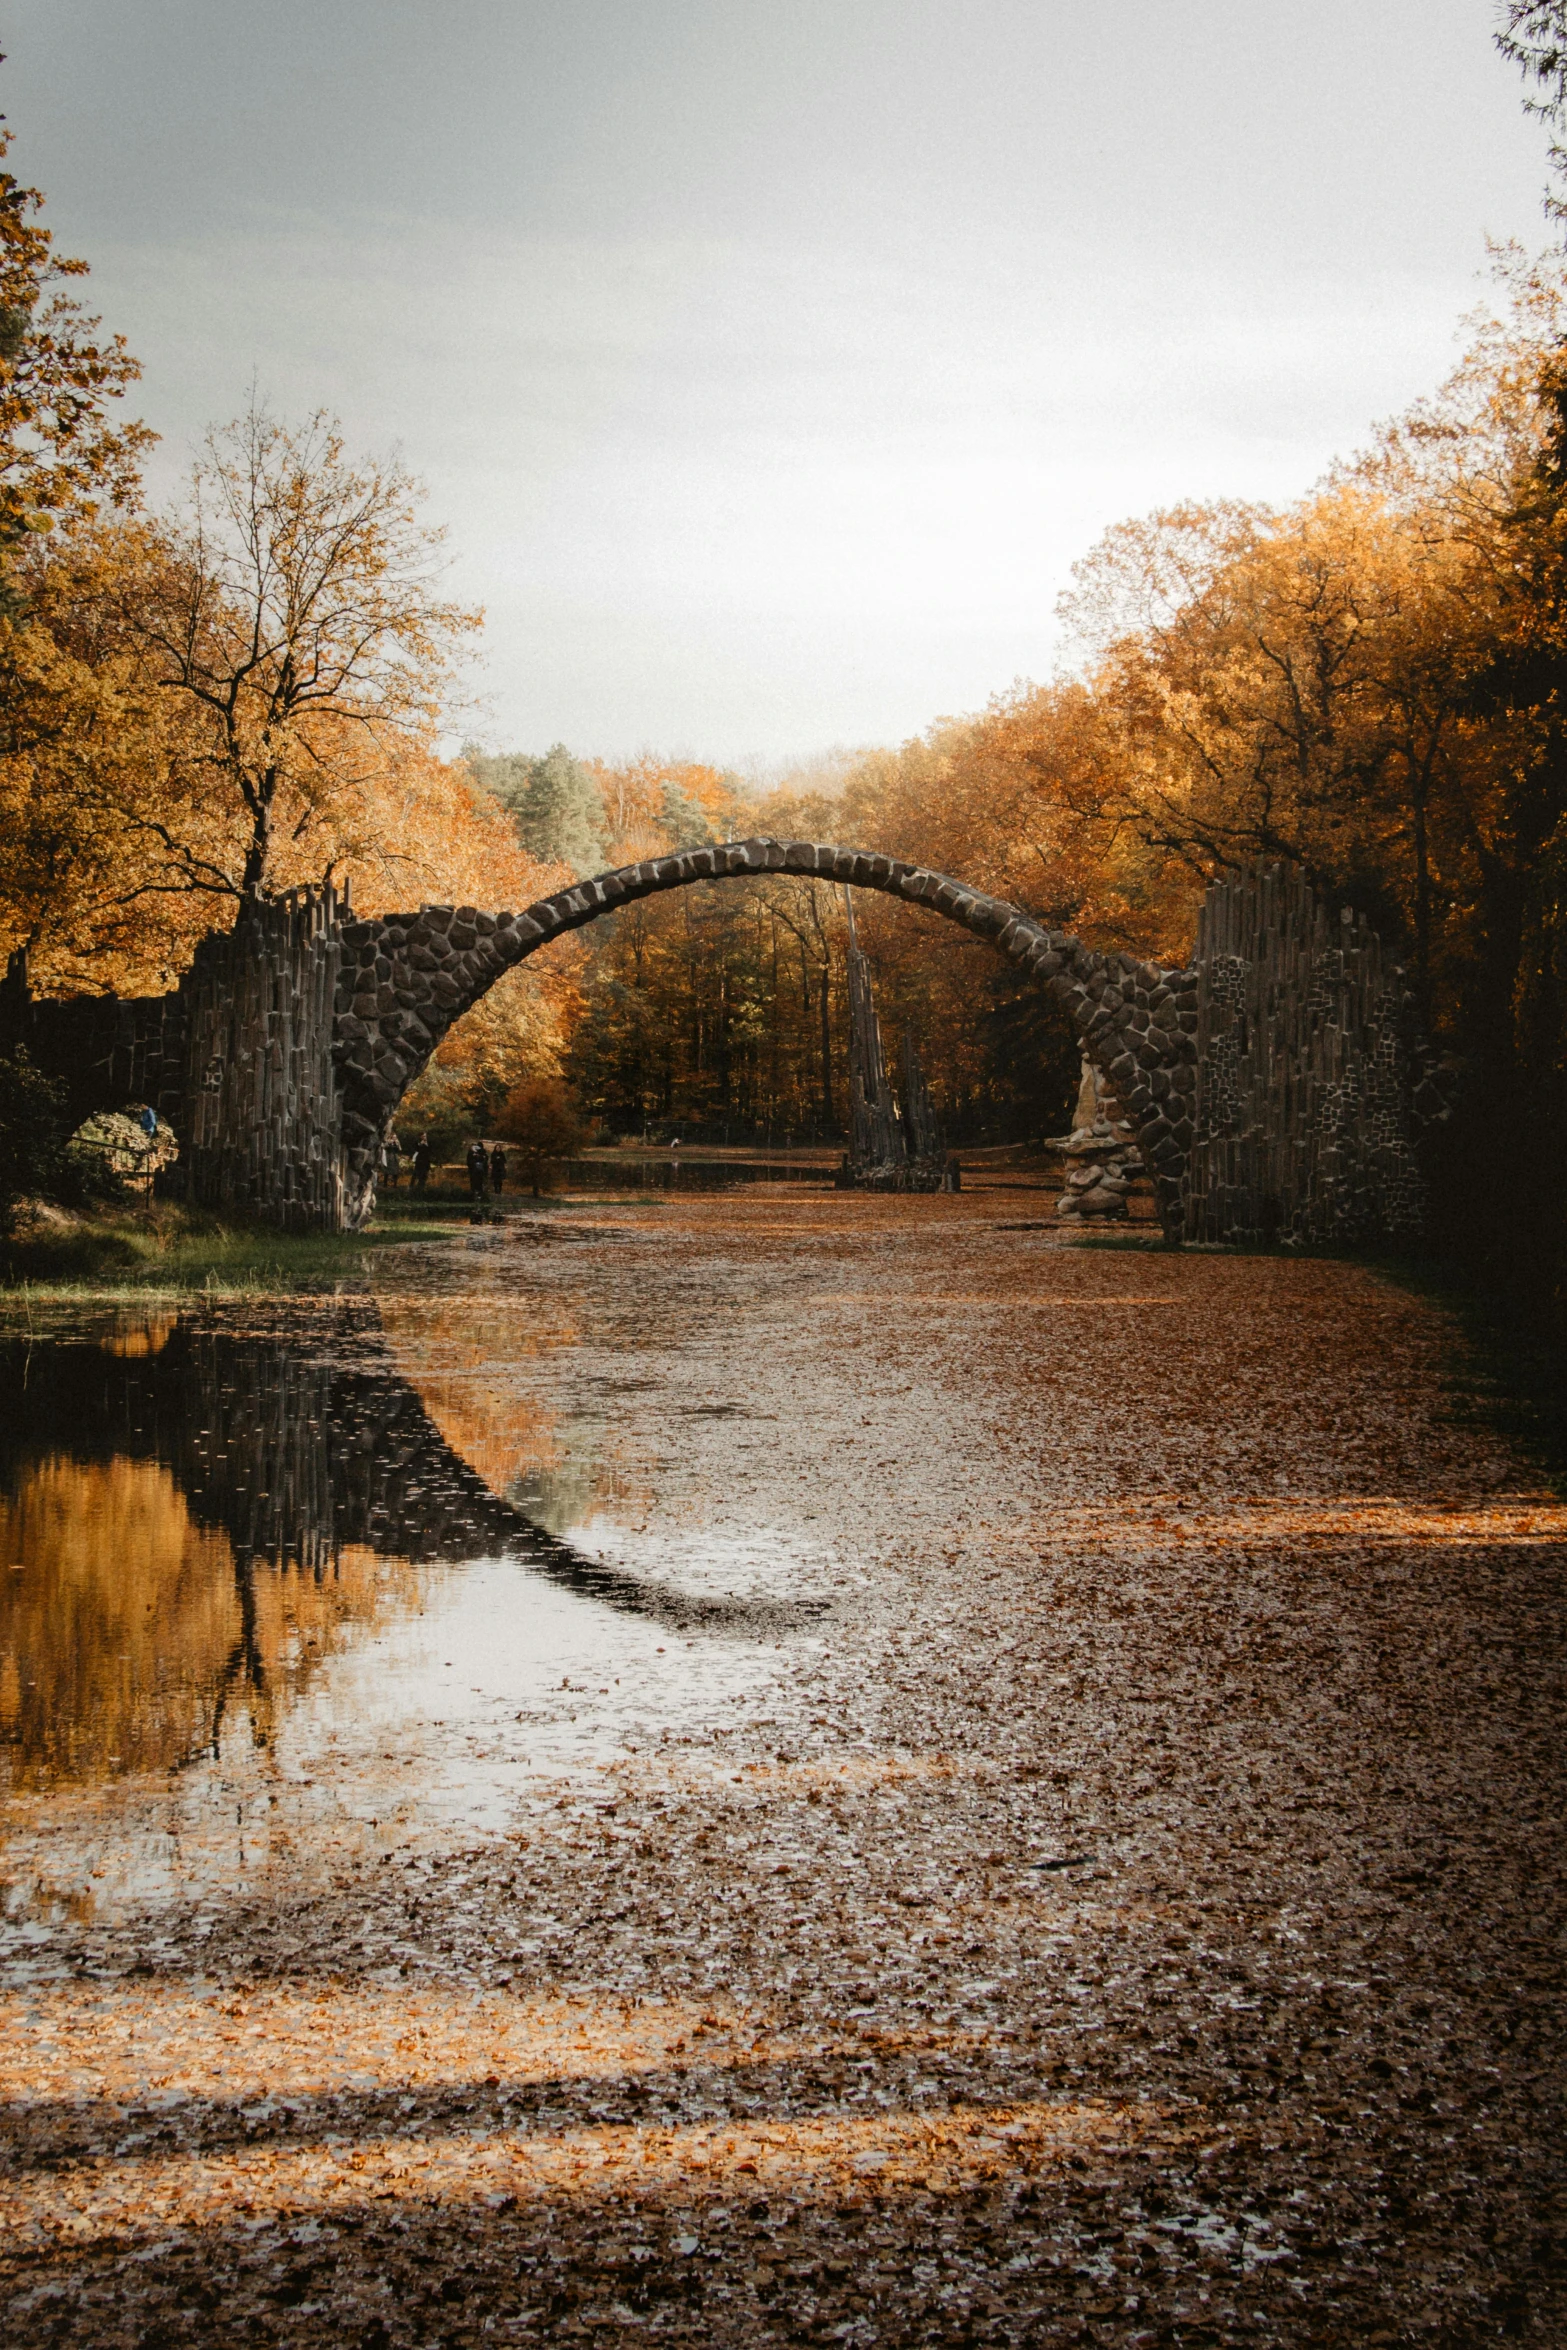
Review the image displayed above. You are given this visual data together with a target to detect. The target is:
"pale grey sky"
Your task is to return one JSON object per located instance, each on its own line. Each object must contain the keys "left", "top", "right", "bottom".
{"left": 4, "top": 1, "right": 1554, "bottom": 763}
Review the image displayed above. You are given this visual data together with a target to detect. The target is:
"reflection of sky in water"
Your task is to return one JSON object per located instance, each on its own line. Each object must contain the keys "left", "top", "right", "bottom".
{"left": 286, "top": 1540, "right": 812, "bottom": 1815}
{"left": 509, "top": 1456, "right": 605, "bottom": 1535}
{"left": 3, "top": 1553, "right": 818, "bottom": 1940}
{"left": 0, "top": 1305, "right": 833, "bottom": 1946}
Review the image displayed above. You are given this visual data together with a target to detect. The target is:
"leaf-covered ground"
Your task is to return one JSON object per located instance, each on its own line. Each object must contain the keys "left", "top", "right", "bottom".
{"left": 2, "top": 1193, "right": 1564, "bottom": 2345}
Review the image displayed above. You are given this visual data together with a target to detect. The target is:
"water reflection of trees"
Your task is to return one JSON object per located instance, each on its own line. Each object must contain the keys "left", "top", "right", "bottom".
{"left": 0, "top": 1301, "right": 815, "bottom": 1788}
{"left": 0, "top": 1453, "right": 418, "bottom": 1788}
{"left": 1, "top": 1456, "right": 241, "bottom": 1785}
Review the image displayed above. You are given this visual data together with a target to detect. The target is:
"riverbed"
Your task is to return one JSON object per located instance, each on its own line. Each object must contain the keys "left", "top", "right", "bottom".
{"left": 2, "top": 1191, "right": 1563, "bottom": 2346}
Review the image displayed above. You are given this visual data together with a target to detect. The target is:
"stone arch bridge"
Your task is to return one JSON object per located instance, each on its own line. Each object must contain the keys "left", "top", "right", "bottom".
{"left": 1, "top": 840, "right": 1449, "bottom": 1247}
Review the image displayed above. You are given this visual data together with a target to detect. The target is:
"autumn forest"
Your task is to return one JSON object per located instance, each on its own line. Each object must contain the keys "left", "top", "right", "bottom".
{"left": 1, "top": 82, "right": 1565, "bottom": 1327}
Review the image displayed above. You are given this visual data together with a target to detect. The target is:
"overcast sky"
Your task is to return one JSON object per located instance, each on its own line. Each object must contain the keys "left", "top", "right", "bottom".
{"left": 4, "top": 1, "right": 1555, "bottom": 766}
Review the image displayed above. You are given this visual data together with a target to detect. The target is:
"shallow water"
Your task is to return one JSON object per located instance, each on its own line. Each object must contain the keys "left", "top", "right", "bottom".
{"left": 0, "top": 1277, "right": 831, "bottom": 1941}
{"left": 3, "top": 1196, "right": 1564, "bottom": 2346}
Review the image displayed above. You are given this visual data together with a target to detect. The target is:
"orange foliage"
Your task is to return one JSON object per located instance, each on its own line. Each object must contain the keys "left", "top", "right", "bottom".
{"left": 587, "top": 754, "right": 742, "bottom": 862}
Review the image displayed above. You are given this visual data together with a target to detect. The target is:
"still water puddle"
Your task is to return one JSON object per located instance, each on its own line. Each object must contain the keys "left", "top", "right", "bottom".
{"left": 0, "top": 1297, "right": 828, "bottom": 1948}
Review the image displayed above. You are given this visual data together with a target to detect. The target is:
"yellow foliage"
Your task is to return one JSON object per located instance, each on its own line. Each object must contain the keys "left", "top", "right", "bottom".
{"left": 0, "top": 1455, "right": 420, "bottom": 1785}
{"left": 587, "top": 753, "right": 743, "bottom": 862}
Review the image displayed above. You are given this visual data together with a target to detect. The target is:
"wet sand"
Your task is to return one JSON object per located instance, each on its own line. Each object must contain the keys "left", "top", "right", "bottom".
{"left": 2, "top": 1191, "right": 1564, "bottom": 2346}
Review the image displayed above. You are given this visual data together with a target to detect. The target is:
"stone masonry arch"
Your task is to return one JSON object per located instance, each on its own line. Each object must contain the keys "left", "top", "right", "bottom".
{"left": 332, "top": 838, "right": 1199, "bottom": 1231}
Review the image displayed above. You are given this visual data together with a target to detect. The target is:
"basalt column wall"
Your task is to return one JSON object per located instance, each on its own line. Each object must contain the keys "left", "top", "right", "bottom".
{"left": 0, "top": 955, "right": 189, "bottom": 1135}
{"left": 1184, "top": 864, "right": 1453, "bottom": 1249}
{"left": 177, "top": 888, "right": 347, "bottom": 1229}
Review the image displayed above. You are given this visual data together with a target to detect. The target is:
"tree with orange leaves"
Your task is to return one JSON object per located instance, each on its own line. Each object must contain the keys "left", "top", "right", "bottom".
{"left": 0, "top": 111, "right": 151, "bottom": 603}
{"left": 0, "top": 400, "right": 531, "bottom": 1002}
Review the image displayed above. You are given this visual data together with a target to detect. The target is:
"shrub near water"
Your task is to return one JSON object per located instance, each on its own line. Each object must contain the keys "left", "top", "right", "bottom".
{"left": 495, "top": 1076, "right": 587, "bottom": 1194}
{"left": 0, "top": 1067, "right": 188, "bottom": 1278}
{"left": 66, "top": 1110, "right": 177, "bottom": 1192}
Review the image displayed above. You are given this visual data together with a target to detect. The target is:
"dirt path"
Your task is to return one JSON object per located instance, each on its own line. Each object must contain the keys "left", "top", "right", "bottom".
{"left": 3, "top": 1194, "right": 1564, "bottom": 2346}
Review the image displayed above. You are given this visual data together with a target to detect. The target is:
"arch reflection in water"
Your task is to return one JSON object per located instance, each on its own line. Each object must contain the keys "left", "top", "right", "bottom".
{"left": 0, "top": 1302, "right": 820, "bottom": 1792}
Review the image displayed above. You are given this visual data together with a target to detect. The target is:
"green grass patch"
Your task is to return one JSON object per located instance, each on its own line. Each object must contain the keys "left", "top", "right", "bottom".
{"left": 0, "top": 1203, "right": 457, "bottom": 1301}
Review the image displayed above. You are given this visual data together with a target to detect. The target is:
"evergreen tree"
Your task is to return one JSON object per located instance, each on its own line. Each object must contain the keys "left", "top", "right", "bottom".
{"left": 659, "top": 778, "right": 715, "bottom": 848}
{"left": 460, "top": 745, "right": 531, "bottom": 808}
{"left": 463, "top": 740, "right": 605, "bottom": 877}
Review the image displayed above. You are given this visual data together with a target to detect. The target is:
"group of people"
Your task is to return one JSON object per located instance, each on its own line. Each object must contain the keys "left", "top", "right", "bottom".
{"left": 466, "top": 1139, "right": 507, "bottom": 1199}
{"left": 379, "top": 1134, "right": 504, "bottom": 1197}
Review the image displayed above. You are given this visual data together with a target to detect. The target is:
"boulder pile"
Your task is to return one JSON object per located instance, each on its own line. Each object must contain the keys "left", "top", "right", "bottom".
{"left": 1057, "top": 1152, "right": 1142, "bottom": 1221}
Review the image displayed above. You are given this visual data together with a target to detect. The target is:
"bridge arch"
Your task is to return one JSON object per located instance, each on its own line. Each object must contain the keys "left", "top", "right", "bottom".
{"left": 332, "top": 838, "right": 1198, "bottom": 1229}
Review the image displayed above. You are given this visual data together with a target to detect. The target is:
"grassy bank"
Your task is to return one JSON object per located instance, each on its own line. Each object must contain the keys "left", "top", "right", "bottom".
{"left": 0, "top": 1201, "right": 459, "bottom": 1300}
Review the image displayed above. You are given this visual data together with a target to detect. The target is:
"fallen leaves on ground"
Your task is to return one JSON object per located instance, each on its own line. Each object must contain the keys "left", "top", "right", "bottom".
{"left": 1, "top": 1193, "right": 1563, "bottom": 2345}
